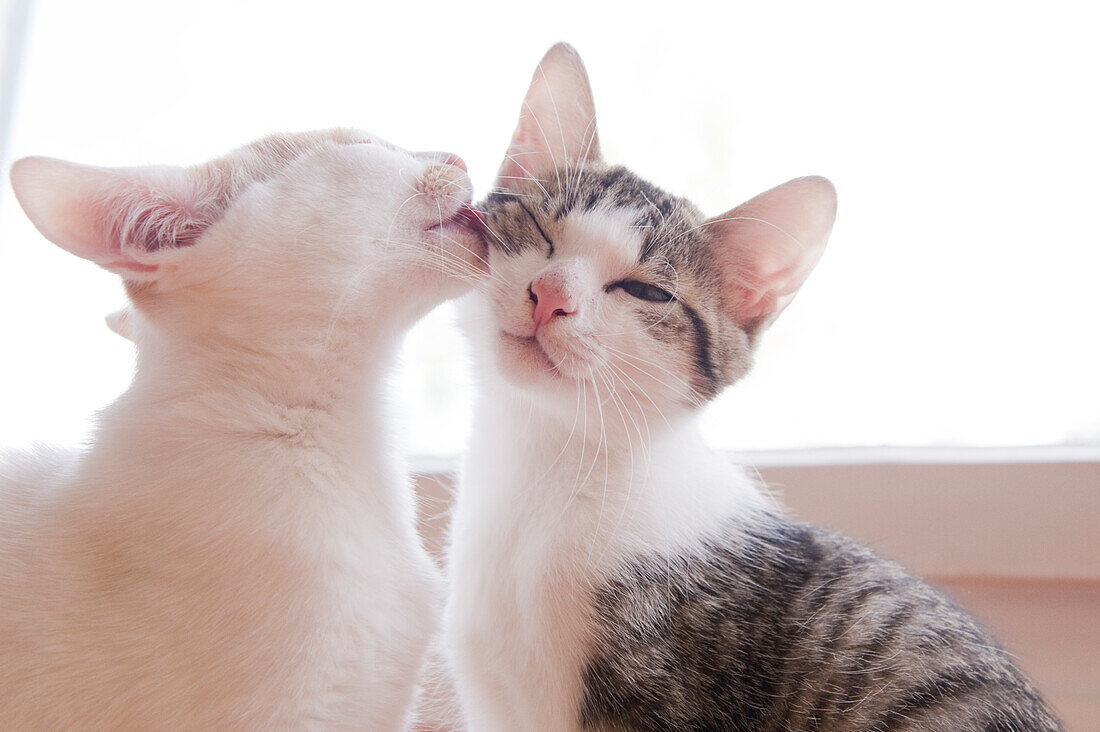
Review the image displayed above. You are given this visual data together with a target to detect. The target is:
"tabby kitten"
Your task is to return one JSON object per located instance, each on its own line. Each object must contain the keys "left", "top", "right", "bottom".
{"left": 444, "top": 44, "right": 1063, "bottom": 731}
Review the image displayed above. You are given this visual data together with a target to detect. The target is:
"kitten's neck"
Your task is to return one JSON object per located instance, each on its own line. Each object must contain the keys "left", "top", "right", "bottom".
{"left": 495, "top": 380, "right": 689, "bottom": 454}
{"left": 469, "top": 381, "right": 766, "bottom": 525}
{"left": 120, "top": 318, "right": 399, "bottom": 455}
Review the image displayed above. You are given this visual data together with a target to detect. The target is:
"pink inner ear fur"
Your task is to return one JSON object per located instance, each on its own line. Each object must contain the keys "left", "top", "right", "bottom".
{"left": 709, "top": 176, "right": 837, "bottom": 329}
{"left": 496, "top": 43, "right": 601, "bottom": 186}
{"left": 9, "top": 156, "right": 221, "bottom": 280}
{"left": 100, "top": 171, "right": 222, "bottom": 254}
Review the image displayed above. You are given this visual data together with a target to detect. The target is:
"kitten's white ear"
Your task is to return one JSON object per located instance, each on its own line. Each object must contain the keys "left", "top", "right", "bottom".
{"left": 496, "top": 43, "right": 601, "bottom": 188}
{"left": 9, "top": 156, "right": 219, "bottom": 281}
{"left": 708, "top": 176, "right": 837, "bottom": 331}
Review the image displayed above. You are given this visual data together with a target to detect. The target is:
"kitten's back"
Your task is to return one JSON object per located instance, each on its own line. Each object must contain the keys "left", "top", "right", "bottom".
{"left": 581, "top": 512, "right": 1063, "bottom": 731}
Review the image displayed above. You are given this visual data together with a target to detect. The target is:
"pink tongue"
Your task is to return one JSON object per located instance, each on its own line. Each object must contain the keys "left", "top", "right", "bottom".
{"left": 456, "top": 203, "right": 487, "bottom": 231}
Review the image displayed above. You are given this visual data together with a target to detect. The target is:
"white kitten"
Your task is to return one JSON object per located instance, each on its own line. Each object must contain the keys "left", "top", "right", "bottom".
{"left": 2, "top": 129, "right": 484, "bottom": 729}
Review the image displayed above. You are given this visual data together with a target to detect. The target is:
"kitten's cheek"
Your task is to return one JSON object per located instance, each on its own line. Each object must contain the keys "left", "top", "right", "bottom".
{"left": 454, "top": 234, "right": 489, "bottom": 281}
{"left": 432, "top": 228, "right": 488, "bottom": 282}
{"left": 464, "top": 232, "right": 490, "bottom": 276}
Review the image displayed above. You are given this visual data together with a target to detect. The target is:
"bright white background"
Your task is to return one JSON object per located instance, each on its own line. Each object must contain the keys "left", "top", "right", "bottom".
{"left": 1, "top": 0, "right": 1098, "bottom": 456}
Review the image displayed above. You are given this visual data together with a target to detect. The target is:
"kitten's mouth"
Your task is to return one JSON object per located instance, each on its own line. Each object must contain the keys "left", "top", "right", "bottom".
{"left": 428, "top": 203, "right": 486, "bottom": 235}
{"left": 456, "top": 203, "right": 487, "bottom": 230}
{"left": 427, "top": 203, "right": 489, "bottom": 276}
{"left": 500, "top": 331, "right": 562, "bottom": 377}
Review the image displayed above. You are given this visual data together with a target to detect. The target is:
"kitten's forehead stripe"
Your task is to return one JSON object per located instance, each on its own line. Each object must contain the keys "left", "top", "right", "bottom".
{"left": 517, "top": 200, "right": 554, "bottom": 257}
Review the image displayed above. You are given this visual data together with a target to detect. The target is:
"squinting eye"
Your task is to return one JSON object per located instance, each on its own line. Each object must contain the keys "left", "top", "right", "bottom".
{"left": 613, "top": 280, "right": 675, "bottom": 303}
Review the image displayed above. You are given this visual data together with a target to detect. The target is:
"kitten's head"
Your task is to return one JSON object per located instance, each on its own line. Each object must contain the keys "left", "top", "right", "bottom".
{"left": 478, "top": 44, "right": 836, "bottom": 421}
{"left": 10, "top": 129, "right": 485, "bottom": 349}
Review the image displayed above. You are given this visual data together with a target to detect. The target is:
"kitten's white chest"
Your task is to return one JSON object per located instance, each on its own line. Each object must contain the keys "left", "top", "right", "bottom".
{"left": 446, "top": 414, "right": 767, "bottom": 730}
{"left": 448, "top": 483, "right": 599, "bottom": 730}
{"left": 447, "top": 429, "right": 670, "bottom": 731}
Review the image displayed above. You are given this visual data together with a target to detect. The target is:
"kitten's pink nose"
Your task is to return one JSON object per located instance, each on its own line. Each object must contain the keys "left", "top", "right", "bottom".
{"left": 431, "top": 152, "right": 467, "bottom": 171}
{"left": 530, "top": 276, "right": 576, "bottom": 330}
{"left": 441, "top": 154, "right": 467, "bottom": 171}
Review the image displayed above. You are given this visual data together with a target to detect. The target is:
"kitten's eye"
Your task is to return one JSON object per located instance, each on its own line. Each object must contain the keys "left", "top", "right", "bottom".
{"left": 612, "top": 280, "right": 675, "bottom": 303}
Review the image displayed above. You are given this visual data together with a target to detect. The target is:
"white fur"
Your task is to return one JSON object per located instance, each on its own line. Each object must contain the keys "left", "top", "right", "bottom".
{"left": 1, "top": 131, "right": 484, "bottom": 729}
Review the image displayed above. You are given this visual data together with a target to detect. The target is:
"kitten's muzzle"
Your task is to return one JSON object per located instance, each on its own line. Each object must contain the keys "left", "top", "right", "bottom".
{"left": 418, "top": 151, "right": 467, "bottom": 172}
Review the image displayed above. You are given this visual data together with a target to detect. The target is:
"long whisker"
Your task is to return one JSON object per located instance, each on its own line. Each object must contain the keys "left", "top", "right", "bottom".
{"left": 527, "top": 62, "right": 564, "bottom": 195}
{"left": 534, "top": 368, "right": 586, "bottom": 487}
{"left": 603, "top": 343, "right": 694, "bottom": 396}
{"left": 604, "top": 359, "right": 658, "bottom": 445}
{"left": 579, "top": 372, "right": 610, "bottom": 575}
{"left": 669, "top": 214, "right": 804, "bottom": 249}
{"left": 588, "top": 365, "right": 644, "bottom": 573}
{"left": 572, "top": 118, "right": 600, "bottom": 196}
{"left": 501, "top": 152, "right": 553, "bottom": 203}
{"left": 556, "top": 377, "right": 591, "bottom": 522}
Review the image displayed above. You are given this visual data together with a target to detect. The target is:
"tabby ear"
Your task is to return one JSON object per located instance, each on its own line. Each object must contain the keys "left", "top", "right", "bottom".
{"left": 708, "top": 176, "right": 837, "bottom": 332}
{"left": 9, "top": 156, "right": 221, "bottom": 281}
{"left": 496, "top": 43, "right": 601, "bottom": 189}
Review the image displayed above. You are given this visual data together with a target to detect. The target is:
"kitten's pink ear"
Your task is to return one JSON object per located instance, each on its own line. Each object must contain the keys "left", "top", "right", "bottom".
{"left": 708, "top": 176, "right": 837, "bottom": 332}
{"left": 496, "top": 43, "right": 601, "bottom": 188}
{"left": 9, "top": 156, "right": 218, "bottom": 281}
